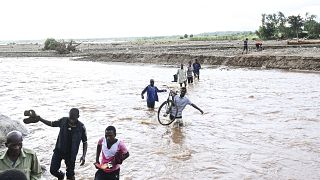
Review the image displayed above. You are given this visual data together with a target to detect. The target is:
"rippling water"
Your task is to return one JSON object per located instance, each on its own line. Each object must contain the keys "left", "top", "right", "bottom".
{"left": 0, "top": 57, "right": 319, "bottom": 180}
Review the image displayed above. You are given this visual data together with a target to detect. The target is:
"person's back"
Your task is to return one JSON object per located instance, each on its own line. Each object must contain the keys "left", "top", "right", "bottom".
{"left": 192, "top": 59, "right": 201, "bottom": 80}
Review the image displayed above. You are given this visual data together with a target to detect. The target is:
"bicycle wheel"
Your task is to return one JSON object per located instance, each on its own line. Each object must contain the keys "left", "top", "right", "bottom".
{"left": 157, "top": 100, "right": 178, "bottom": 125}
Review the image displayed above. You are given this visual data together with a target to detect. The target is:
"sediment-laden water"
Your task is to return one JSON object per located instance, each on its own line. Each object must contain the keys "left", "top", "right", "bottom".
{"left": 0, "top": 57, "right": 319, "bottom": 180}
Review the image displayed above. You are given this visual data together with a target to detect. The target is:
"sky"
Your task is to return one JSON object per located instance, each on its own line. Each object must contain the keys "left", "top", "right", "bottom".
{"left": 0, "top": 0, "right": 319, "bottom": 40}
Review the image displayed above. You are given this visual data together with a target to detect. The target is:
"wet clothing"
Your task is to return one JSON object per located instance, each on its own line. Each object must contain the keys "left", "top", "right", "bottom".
{"left": 147, "top": 101, "right": 155, "bottom": 108}
{"left": 141, "top": 85, "right": 166, "bottom": 108}
{"left": 0, "top": 148, "right": 42, "bottom": 180}
{"left": 187, "top": 66, "right": 193, "bottom": 78}
{"left": 170, "top": 95, "right": 192, "bottom": 118}
{"left": 50, "top": 117, "right": 87, "bottom": 179}
{"left": 94, "top": 137, "right": 128, "bottom": 180}
{"left": 187, "top": 65, "right": 193, "bottom": 83}
{"left": 95, "top": 169, "right": 119, "bottom": 180}
{"left": 50, "top": 150, "right": 75, "bottom": 179}
{"left": 192, "top": 63, "right": 201, "bottom": 78}
{"left": 177, "top": 68, "right": 187, "bottom": 84}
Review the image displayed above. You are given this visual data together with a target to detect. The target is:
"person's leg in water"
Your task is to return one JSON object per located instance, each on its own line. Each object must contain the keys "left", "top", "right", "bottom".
{"left": 175, "top": 118, "right": 183, "bottom": 127}
{"left": 184, "top": 80, "right": 187, "bottom": 87}
{"left": 50, "top": 151, "right": 65, "bottom": 180}
{"left": 170, "top": 114, "right": 183, "bottom": 127}
{"left": 65, "top": 157, "right": 76, "bottom": 180}
{"left": 147, "top": 101, "right": 155, "bottom": 109}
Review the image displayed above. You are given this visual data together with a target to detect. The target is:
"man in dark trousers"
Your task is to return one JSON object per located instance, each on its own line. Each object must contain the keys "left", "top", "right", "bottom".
{"left": 37, "top": 108, "right": 87, "bottom": 180}
{"left": 193, "top": 59, "right": 201, "bottom": 80}
{"left": 242, "top": 38, "right": 248, "bottom": 54}
{"left": 141, "top": 79, "right": 167, "bottom": 109}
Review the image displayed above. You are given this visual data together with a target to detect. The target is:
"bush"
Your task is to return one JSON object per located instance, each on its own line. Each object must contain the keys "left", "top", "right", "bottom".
{"left": 43, "top": 38, "right": 81, "bottom": 54}
{"left": 44, "top": 38, "right": 58, "bottom": 50}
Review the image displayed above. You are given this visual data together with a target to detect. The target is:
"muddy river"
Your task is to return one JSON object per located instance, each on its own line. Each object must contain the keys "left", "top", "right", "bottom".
{"left": 0, "top": 57, "right": 319, "bottom": 180}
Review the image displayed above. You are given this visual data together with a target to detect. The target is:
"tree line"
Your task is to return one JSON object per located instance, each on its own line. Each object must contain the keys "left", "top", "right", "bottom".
{"left": 256, "top": 12, "right": 320, "bottom": 40}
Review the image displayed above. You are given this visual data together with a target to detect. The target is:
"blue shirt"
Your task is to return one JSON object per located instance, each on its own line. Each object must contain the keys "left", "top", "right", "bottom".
{"left": 193, "top": 63, "right": 201, "bottom": 73}
{"left": 142, "top": 85, "right": 166, "bottom": 103}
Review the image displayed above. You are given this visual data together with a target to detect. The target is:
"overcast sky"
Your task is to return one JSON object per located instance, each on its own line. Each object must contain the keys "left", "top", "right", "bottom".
{"left": 0, "top": 0, "right": 319, "bottom": 40}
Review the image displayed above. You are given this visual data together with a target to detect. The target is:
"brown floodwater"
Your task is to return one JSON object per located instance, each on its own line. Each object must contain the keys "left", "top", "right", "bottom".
{"left": 0, "top": 57, "right": 319, "bottom": 180}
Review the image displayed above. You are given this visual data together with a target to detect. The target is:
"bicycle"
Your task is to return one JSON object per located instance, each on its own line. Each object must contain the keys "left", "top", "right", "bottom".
{"left": 157, "top": 90, "right": 178, "bottom": 125}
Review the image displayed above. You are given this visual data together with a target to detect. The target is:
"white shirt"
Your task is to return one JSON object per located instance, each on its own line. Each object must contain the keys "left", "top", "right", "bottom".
{"left": 171, "top": 95, "right": 192, "bottom": 117}
{"left": 177, "top": 68, "right": 187, "bottom": 83}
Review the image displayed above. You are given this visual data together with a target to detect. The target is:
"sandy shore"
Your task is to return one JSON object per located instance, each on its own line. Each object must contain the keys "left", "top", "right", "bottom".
{"left": 1, "top": 40, "right": 320, "bottom": 71}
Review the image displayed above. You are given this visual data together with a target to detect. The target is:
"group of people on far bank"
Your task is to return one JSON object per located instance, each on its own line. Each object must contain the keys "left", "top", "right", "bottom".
{"left": 242, "top": 38, "right": 263, "bottom": 54}
{"left": 0, "top": 108, "right": 129, "bottom": 180}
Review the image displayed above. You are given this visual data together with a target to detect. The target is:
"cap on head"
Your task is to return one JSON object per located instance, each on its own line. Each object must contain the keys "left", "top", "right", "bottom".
{"left": 6, "top": 131, "right": 23, "bottom": 143}
{"left": 106, "top": 126, "right": 116, "bottom": 136}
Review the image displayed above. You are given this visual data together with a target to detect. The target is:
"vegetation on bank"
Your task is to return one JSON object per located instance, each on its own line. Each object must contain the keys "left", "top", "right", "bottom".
{"left": 43, "top": 38, "right": 81, "bottom": 54}
{"left": 129, "top": 31, "right": 258, "bottom": 44}
{"left": 189, "top": 32, "right": 258, "bottom": 41}
{"left": 256, "top": 12, "right": 320, "bottom": 40}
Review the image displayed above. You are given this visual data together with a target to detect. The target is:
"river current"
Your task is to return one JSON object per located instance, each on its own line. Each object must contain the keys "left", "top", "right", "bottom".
{"left": 0, "top": 57, "right": 319, "bottom": 180}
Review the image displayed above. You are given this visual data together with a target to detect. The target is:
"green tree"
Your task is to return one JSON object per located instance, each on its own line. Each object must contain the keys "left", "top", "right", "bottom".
{"left": 256, "top": 13, "right": 277, "bottom": 39}
{"left": 304, "top": 13, "right": 320, "bottom": 39}
{"left": 184, "top": 34, "right": 188, "bottom": 38}
{"left": 287, "top": 15, "right": 304, "bottom": 39}
{"left": 277, "top": 11, "right": 287, "bottom": 38}
{"left": 44, "top": 38, "right": 58, "bottom": 50}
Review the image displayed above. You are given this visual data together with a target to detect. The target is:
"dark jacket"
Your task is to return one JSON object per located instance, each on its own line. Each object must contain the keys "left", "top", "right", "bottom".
{"left": 52, "top": 117, "right": 87, "bottom": 161}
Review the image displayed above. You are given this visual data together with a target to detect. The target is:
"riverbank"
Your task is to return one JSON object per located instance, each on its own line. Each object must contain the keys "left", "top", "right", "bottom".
{"left": 1, "top": 40, "right": 320, "bottom": 71}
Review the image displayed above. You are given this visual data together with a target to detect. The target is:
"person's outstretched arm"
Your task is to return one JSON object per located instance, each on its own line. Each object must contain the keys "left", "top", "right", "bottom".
{"left": 156, "top": 87, "right": 167, "bottom": 93}
{"left": 141, "top": 86, "right": 148, "bottom": 99}
{"left": 190, "top": 103, "right": 204, "bottom": 114}
{"left": 38, "top": 116, "right": 60, "bottom": 127}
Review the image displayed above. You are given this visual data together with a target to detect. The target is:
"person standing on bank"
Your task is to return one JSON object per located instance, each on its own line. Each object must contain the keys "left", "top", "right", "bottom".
{"left": 192, "top": 59, "right": 201, "bottom": 80}
{"left": 36, "top": 108, "right": 87, "bottom": 180}
{"left": 242, "top": 38, "right": 248, "bottom": 54}
{"left": 0, "top": 131, "right": 42, "bottom": 180}
{"left": 94, "top": 126, "right": 129, "bottom": 180}
{"left": 177, "top": 63, "right": 187, "bottom": 87}
{"left": 141, "top": 79, "right": 167, "bottom": 109}
{"left": 187, "top": 61, "right": 194, "bottom": 84}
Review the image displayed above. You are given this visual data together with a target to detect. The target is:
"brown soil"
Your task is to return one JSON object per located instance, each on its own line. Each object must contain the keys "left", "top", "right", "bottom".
{"left": 1, "top": 40, "right": 320, "bottom": 71}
